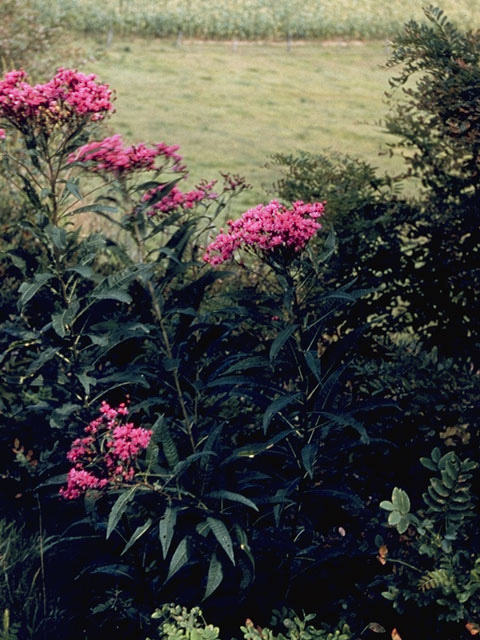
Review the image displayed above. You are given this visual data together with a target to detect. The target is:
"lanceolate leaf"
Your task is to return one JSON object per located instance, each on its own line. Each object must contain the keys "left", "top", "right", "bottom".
{"left": 206, "top": 490, "right": 259, "bottom": 511}
{"left": 18, "top": 273, "right": 54, "bottom": 307}
{"left": 90, "top": 288, "right": 132, "bottom": 304}
{"left": 262, "top": 392, "right": 302, "bottom": 433}
{"left": 106, "top": 487, "right": 137, "bottom": 539}
{"left": 159, "top": 506, "right": 177, "bottom": 559}
{"left": 157, "top": 417, "right": 179, "bottom": 469}
{"left": 301, "top": 443, "right": 317, "bottom": 479}
{"left": 269, "top": 324, "right": 298, "bottom": 361}
{"left": 165, "top": 537, "right": 189, "bottom": 583}
{"left": 121, "top": 519, "right": 152, "bottom": 555}
{"left": 203, "top": 552, "right": 223, "bottom": 601}
{"left": 207, "top": 517, "right": 235, "bottom": 565}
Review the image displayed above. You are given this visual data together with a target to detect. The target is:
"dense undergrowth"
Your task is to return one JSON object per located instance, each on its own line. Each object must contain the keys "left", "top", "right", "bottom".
{"left": 0, "top": 6, "right": 479, "bottom": 640}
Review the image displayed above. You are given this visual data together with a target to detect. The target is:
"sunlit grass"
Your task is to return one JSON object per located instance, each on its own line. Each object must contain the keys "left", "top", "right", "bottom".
{"left": 81, "top": 38, "right": 406, "bottom": 215}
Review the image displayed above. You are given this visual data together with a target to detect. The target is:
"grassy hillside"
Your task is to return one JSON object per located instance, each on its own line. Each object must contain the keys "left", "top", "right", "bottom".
{"left": 82, "top": 38, "right": 404, "bottom": 213}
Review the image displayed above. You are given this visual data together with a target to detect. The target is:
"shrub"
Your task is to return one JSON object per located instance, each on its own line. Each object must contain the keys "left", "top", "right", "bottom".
{"left": 378, "top": 448, "right": 480, "bottom": 633}
{"left": 148, "top": 604, "right": 353, "bottom": 640}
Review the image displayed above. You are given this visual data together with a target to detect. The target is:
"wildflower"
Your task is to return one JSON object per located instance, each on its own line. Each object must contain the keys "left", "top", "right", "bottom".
{"left": 142, "top": 180, "right": 218, "bottom": 217}
{"left": 68, "top": 134, "right": 185, "bottom": 175}
{"left": 203, "top": 199, "right": 325, "bottom": 265}
{"left": 0, "top": 128, "right": 5, "bottom": 139}
{"left": 0, "top": 68, "right": 113, "bottom": 131}
{"left": 59, "top": 468, "right": 108, "bottom": 500}
{"left": 60, "top": 401, "right": 152, "bottom": 499}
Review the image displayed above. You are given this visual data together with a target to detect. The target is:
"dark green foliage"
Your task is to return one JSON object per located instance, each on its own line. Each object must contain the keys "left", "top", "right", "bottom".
{"left": 149, "top": 604, "right": 353, "bottom": 640}
{"left": 0, "top": 7, "right": 479, "bottom": 640}
{"left": 380, "top": 448, "right": 480, "bottom": 625}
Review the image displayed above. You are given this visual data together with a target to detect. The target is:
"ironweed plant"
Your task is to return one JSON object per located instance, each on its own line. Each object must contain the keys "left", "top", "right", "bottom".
{"left": 0, "top": 65, "right": 368, "bottom": 638}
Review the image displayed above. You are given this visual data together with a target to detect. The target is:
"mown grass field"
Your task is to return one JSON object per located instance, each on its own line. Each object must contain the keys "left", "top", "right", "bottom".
{"left": 35, "top": 0, "right": 480, "bottom": 40}
{"left": 82, "top": 38, "right": 404, "bottom": 213}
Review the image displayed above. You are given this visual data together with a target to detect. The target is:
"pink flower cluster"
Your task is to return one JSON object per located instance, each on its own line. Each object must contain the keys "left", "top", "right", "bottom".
{"left": 0, "top": 68, "right": 113, "bottom": 129}
{"left": 203, "top": 200, "right": 326, "bottom": 265}
{"left": 68, "top": 134, "right": 185, "bottom": 175}
{"left": 59, "top": 401, "right": 152, "bottom": 500}
{"left": 0, "top": 128, "right": 5, "bottom": 140}
{"left": 142, "top": 180, "right": 218, "bottom": 217}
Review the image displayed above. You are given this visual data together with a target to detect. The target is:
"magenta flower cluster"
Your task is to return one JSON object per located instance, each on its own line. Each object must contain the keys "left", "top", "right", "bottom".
{"left": 142, "top": 180, "right": 218, "bottom": 217}
{"left": 0, "top": 68, "right": 113, "bottom": 130}
{"left": 68, "top": 134, "right": 185, "bottom": 175}
{"left": 203, "top": 199, "right": 326, "bottom": 265}
{"left": 59, "top": 401, "right": 152, "bottom": 500}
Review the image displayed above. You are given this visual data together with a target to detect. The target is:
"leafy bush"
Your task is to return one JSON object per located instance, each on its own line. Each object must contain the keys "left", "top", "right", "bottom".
{"left": 379, "top": 448, "right": 480, "bottom": 630}
{"left": 148, "top": 604, "right": 353, "bottom": 640}
{"left": 0, "top": 65, "right": 371, "bottom": 638}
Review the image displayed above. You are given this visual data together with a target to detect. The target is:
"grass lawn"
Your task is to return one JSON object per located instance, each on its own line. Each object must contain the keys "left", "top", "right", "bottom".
{"left": 82, "top": 37, "right": 405, "bottom": 215}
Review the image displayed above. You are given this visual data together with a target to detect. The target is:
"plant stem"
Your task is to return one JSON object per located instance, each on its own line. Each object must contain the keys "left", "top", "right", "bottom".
{"left": 132, "top": 217, "right": 196, "bottom": 453}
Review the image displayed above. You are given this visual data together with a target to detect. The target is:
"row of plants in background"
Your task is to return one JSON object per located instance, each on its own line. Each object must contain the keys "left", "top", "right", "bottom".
{"left": 26, "top": 0, "right": 480, "bottom": 41}
{"left": 0, "top": 6, "right": 479, "bottom": 640}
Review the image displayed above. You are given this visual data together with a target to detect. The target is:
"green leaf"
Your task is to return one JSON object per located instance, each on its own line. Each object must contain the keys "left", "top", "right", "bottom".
{"left": 269, "top": 324, "right": 298, "bottom": 361}
{"left": 221, "top": 429, "right": 292, "bottom": 464}
{"left": 77, "top": 371, "right": 96, "bottom": 396}
{"left": 397, "top": 516, "right": 410, "bottom": 534}
{"left": 222, "top": 356, "right": 270, "bottom": 376}
{"left": 203, "top": 552, "right": 223, "bottom": 601}
{"left": 207, "top": 518, "right": 235, "bottom": 565}
{"left": 301, "top": 443, "right": 317, "bottom": 479}
{"left": 72, "top": 204, "right": 118, "bottom": 216}
{"left": 90, "top": 288, "right": 132, "bottom": 304}
{"left": 262, "top": 392, "right": 302, "bottom": 433}
{"left": 420, "top": 457, "right": 437, "bottom": 472}
{"left": 392, "top": 487, "right": 410, "bottom": 515}
{"left": 165, "top": 537, "right": 189, "bottom": 582}
{"left": 49, "top": 403, "right": 80, "bottom": 429}
{"left": 380, "top": 500, "right": 394, "bottom": 511}
{"left": 106, "top": 487, "right": 137, "bottom": 539}
{"left": 65, "top": 179, "right": 82, "bottom": 200}
{"left": 388, "top": 511, "right": 401, "bottom": 526}
{"left": 304, "top": 351, "right": 321, "bottom": 382}
{"left": 18, "top": 273, "right": 54, "bottom": 307}
{"left": 26, "top": 346, "right": 60, "bottom": 377}
{"left": 206, "top": 490, "right": 259, "bottom": 512}
{"left": 159, "top": 506, "right": 177, "bottom": 559}
{"left": 121, "top": 519, "right": 152, "bottom": 555}
{"left": 51, "top": 302, "right": 80, "bottom": 337}
{"left": 66, "top": 265, "right": 95, "bottom": 279}
{"left": 46, "top": 225, "right": 67, "bottom": 251}
{"left": 430, "top": 477, "right": 450, "bottom": 498}
{"left": 156, "top": 417, "right": 179, "bottom": 469}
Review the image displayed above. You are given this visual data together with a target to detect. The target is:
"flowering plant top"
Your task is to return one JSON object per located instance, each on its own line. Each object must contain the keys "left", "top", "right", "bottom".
{"left": 60, "top": 401, "right": 152, "bottom": 500}
{"left": 68, "top": 134, "right": 186, "bottom": 175}
{"left": 0, "top": 68, "right": 113, "bottom": 131}
{"left": 141, "top": 180, "right": 218, "bottom": 217}
{"left": 203, "top": 199, "right": 326, "bottom": 265}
